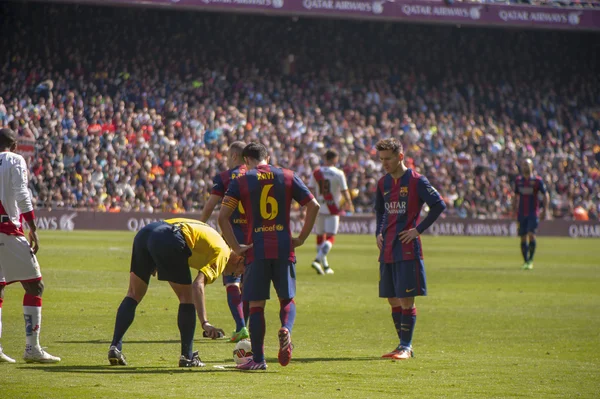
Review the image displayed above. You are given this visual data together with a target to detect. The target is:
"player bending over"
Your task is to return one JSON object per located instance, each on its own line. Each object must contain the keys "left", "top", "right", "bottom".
{"left": 513, "top": 159, "right": 549, "bottom": 270}
{"left": 219, "top": 143, "right": 320, "bottom": 370}
{"left": 308, "top": 149, "right": 354, "bottom": 275}
{"left": 0, "top": 128, "right": 61, "bottom": 364}
{"left": 200, "top": 141, "right": 250, "bottom": 343}
{"left": 375, "top": 138, "right": 446, "bottom": 360}
{"left": 107, "top": 218, "right": 246, "bottom": 367}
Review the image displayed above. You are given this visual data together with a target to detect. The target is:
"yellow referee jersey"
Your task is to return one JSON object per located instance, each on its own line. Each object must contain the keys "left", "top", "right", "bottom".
{"left": 164, "top": 218, "right": 231, "bottom": 284}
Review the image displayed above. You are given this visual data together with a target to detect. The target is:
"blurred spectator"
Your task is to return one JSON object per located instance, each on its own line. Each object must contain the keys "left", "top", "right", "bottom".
{"left": 0, "top": 2, "right": 598, "bottom": 220}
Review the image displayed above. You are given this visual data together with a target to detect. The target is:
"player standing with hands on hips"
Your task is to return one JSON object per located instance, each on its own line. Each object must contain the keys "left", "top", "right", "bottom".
{"left": 374, "top": 138, "right": 446, "bottom": 360}
{"left": 219, "top": 143, "right": 320, "bottom": 370}
{"left": 0, "top": 128, "right": 61, "bottom": 364}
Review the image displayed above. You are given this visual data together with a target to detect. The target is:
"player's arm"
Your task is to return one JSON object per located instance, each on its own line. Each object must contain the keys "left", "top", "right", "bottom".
{"left": 374, "top": 183, "right": 385, "bottom": 250}
{"left": 199, "top": 194, "right": 222, "bottom": 223}
{"left": 218, "top": 179, "right": 252, "bottom": 256}
{"left": 12, "top": 156, "right": 39, "bottom": 253}
{"left": 540, "top": 179, "right": 550, "bottom": 220}
{"left": 341, "top": 190, "right": 355, "bottom": 213}
{"left": 340, "top": 172, "right": 354, "bottom": 213}
{"left": 294, "top": 198, "right": 320, "bottom": 248}
{"left": 191, "top": 270, "right": 224, "bottom": 339}
{"left": 308, "top": 173, "right": 318, "bottom": 196}
{"left": 512, "top": 177, "right": 520, "bottom": 218}
{"left": 399, "top": 177, "right": 446, "bottom": 243}
{"left": 200, "top": 175, "right": 226, "bottom": 222}
{"left": 512, "top": 193, "right": 520, "bottom": 218}
{"left": 291, "top": 174, "right": 320, "bottom": 248}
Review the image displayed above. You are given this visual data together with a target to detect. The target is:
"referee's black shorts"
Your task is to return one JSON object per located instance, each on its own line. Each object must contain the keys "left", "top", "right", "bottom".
{"left": 130, "top": 221, "right": 192, "bottom": 285}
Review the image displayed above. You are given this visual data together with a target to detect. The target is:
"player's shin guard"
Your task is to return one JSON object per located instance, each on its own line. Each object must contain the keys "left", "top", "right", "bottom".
{"left": 249, "top": 307, "right": 266, "bottom": 363}
{"left": 528, "top": 239, "right": 536, "bottom": 261}
{"left": 391, "top": 306, "right": 403, "bottom": 343}
{"left": 520, "top": 242, "right": 529, "bottom": 262}
{"left": 400, "top": 307, "right": 417, "bottom": 349}
{"left": 23, "top": 294, "right": 42, "bottom": 351}
{"left": 177, "top": 303, "right": 196, "bottom": 360}
{"left": 279, "top": 299, "right": 296, "bottom": 334}
{"left": 226, "top": 285, "right": 245, "bottom": 332}
{"left": 111, "top": 296, "right": 138, "bottom": 351}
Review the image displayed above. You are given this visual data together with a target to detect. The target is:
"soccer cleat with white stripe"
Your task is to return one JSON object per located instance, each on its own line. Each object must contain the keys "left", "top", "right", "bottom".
{"left": 311, "top": 260, "right": 324, "bottom": 275}
{"left": 108, "top": 346, "right": 127, "bottom": 366}
{"left": 179, "top": 351, "right": 205, "bottom": 367}
{"left": 0, "top": 346, "right": 16, "bottom": 363}
{"left": 23, "top": 346, "right": 61, "bottom": 363}
{"left": 235, "top": 358, "right": 267, "bottom": 370}
{"left": 323, "top": 266, "right": 334, "bottom": 275}
{"left": 277, "top": 327, "right": 293, "bottom": 366}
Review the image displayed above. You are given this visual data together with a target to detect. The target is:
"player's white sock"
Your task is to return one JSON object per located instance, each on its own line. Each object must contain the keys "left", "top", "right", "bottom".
{"left": 24, "top": 300, "right": 42, "bottom": 351}
{"left": 318, "top": 241, "right": 333, "bottom": 268}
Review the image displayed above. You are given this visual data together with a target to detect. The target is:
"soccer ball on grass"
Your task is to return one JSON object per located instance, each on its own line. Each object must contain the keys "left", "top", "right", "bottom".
{"left": 233, "top": 339, "right": 253, "bottom": 365}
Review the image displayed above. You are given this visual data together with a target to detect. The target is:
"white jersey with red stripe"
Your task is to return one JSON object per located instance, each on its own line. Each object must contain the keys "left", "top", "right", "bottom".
{"left": 309, "top": 166, "right": 349, "bottom": 215}
{"left": 0, "top": 151, "right": 34, "bottom": 236}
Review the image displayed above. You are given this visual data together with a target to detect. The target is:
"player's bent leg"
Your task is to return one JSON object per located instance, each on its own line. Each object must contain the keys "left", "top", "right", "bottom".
{"left": 312, "top": 219, "right": 326, "bottom": 274}
{"left": 168, "top": 282, "right": 204, "bottom": 367}
{"left": 312, "top": 233, "right": 325, "bottom": 275}
{"left": 321, "top": 234, "right": 336, "bottom": 274}
{"left": 108, "top": 273, "right": 148, "bottom": 365}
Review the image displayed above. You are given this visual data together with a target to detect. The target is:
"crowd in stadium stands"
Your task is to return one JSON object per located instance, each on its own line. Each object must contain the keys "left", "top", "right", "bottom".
{"left": 0, "top": 3, "right": 598, "bottom": 220}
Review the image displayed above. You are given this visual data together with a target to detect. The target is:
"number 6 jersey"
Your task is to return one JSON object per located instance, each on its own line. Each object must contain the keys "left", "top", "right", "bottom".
{"left": 222, "top": 164, "right": 314, "bottom": 263}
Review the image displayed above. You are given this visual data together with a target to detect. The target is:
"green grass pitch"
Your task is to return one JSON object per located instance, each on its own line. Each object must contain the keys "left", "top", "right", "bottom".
{"left": 1, "top": 232, "right": 599, "bottom": 398}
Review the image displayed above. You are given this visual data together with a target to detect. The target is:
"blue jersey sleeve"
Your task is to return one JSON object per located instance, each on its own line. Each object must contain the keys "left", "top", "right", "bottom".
{"left": 538, "top": 178, "right": 547, "bottom": 194}
{"left": 417, "top": 176, "right": 443, "bottom": 207}
{"left": 374, "top": 184, "right": 385, "bottom": 236}
{"left": 211, "top": 173, "right": 225, "bottom": 197}
{"left": 416, "top": 176, "right": 446, "bottom": 234}
{"left": 222, "top": 177, "right": 241, "bottom": 210}
{"left": 292, "top": 174, "right": 314, "bottom": 207}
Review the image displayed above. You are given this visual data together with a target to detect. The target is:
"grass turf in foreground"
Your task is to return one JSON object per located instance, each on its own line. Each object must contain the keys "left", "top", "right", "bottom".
{"left": 0, "top": 232, "right": 598, "bottom": 398}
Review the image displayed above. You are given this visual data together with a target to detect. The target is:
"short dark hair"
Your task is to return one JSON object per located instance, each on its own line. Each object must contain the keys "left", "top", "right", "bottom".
{"left": 229, "top": 141, "right": 246, "bottom": 156}
{"left": 375, "top": 138, "right": 403, "bottom": 154}
{"left": 325, "top": 149, "right": 338, "bottom": 161}
{"left": 0, "top": 128, "right": 17, "bottom": 149}
{"left": 242, "top": 143, "right": 268, "bottom": 162}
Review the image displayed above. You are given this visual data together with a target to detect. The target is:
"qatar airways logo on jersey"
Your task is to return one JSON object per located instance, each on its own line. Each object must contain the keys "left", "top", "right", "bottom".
{"left": 385, "top": 201, "right": 406, "bottom": 215}
{"left": 519, "top": 187, "right": 534, "bottom": 195}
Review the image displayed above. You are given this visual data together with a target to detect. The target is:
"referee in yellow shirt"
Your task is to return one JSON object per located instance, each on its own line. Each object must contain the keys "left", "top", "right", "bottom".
{"left": 107, "top": 218, "right": 249, "bottom": 367}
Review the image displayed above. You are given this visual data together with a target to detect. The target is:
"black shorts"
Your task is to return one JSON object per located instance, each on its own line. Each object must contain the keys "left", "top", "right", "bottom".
{"left": 130, "top": 221, "right": 192, "bottom": 285}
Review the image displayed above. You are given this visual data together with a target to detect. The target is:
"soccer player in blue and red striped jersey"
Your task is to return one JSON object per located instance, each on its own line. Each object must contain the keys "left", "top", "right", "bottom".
{"left": 218, "top": 143, "right": 320, "bottom": 370}
{"left": 512, "top": 159, "right": 549, "bottom": 270}
{"left": 200, "top": 141, "right": 250, "bottom": 343}
{"left": 374, "top": 138, "right": 446, "bottom": 360}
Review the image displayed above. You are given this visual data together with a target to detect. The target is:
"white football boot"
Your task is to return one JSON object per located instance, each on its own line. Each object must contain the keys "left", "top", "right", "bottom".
{"left": 23, "top": 346, "right": 61, "bottom": 363}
